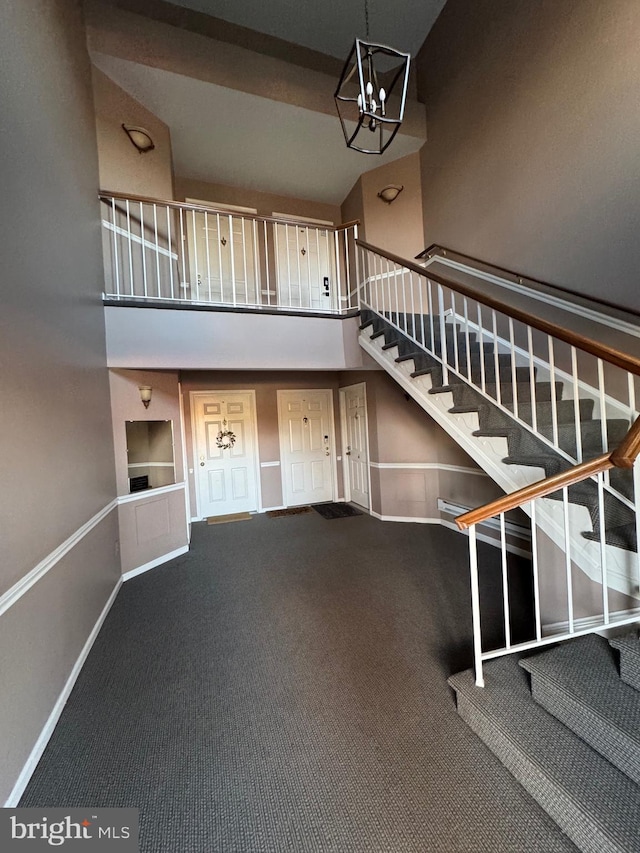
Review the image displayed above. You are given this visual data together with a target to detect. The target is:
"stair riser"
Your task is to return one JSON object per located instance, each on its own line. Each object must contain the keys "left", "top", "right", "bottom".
{"left": 529, "top": 676, "right": 640, "bottom": 785}
{"left": 618, "top": 652, "right": 640, "bottom": 692}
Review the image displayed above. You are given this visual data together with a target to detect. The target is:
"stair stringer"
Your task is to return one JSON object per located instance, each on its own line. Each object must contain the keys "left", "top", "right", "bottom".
{"left": 360, "top": 330, "right": 639, "bottom": 602}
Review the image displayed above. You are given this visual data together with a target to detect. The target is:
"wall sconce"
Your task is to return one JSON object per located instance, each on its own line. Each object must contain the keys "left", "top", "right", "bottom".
{"left": 377, "top": 185, "right": 404, "bottom": 204}
{"left": 139, "top": 386, "right": 152, "bottom": 409}
{"left": 122, "top": 124, "right": 155, "bottom": 154}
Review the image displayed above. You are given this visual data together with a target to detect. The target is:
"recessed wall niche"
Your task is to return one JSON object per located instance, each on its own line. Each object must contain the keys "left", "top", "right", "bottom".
{"left": 125, "top": 420, "right": 175, "bottom": 493}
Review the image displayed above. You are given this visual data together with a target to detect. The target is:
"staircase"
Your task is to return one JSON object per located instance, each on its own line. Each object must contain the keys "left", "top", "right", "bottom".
{"left": 448, "top": 632, "right": 640, "bottom": 853}
{"left": 358, "top": 306, "right": 640, "bottom": 598}
{"left": 353, "top": 240, "right": 640, "bottom": 853}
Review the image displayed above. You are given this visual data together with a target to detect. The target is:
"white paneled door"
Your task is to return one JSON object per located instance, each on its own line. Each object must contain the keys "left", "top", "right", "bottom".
{"left": 191, "top": 391, "right": 258, "bottom": 518}
{"left": 278, "top": 389, "right": 335, "bottom": 506}
{"left": 340, "top": 383, "right": 370, "bottom": 509}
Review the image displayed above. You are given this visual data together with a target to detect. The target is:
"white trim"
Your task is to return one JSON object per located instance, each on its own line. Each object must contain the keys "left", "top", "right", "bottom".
{"left": 370, "top": 461, "right": 488, "bottom": 475}
{"left": 117, "top": 482, "right": 186, "bottom": 505}
{"left": 260, "top": 461, "right": 281, "bottom": 468}
{"left": 0, "top": 500, "right": 118, "bottom": 618}
{"left": 369, "top": 510, "right": 441, "bottom": 524}
{"left": 185, "top": 198, "right": 258, "bottom": 216}
{"left": 271, "top": 212, "right": 334, "bottom": 227}
{"left": 121, "top": 545, "right": 189, "bottom": 582}
{"left": 178, "top": 381, "right": 192, "bottom": 543}
{"left": 4, "top": 576, "right": 123, "bottom": 807}
{"left": 126, "top": 462, "right": 174, "bottom": 469}
{"left": 426, "top": 255, "right": 640, "bottom": 340}
{"left": 542, "top": 607, "right": 640, "bottom": 637}
{"left": 101, "top": 220, "right": 177, "bottom": 260}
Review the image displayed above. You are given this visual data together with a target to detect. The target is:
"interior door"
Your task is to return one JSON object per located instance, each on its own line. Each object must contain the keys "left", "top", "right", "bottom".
{"left": 278, "top": 389, "right": 335, "bottom": 506}
{"left": 186, "top": 206, "right": 257, "bottom": 305}
{"left": 341, "top": 383, "right": 370, "bottom": 509}
{"left": 191, "top": 391, "right": 258, "bottom": 518}
{"left": 274, "top": 222, "right": 334, "bottom": 310}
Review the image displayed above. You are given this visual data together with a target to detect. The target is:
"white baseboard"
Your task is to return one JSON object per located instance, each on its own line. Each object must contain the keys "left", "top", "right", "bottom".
{"left": 4, "top": 577, "right": 123, "bottom": 808}
{"left": 122, "top": 545, "right": 189, "bottom": 582}
{"left": 370, "top": 510, "right": 441, "bottom": 524}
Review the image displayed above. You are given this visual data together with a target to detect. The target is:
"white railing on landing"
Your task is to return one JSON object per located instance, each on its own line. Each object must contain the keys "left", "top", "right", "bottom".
{"left": 354, "top": 237, "right": 640, "bottom": 686}
{"left": 99, "top": 191, "right": 360, "bottom": 315}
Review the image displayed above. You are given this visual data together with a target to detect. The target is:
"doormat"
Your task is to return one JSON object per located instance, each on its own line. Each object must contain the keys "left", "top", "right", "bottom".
{"left": 266, "top": 506, "right": 312, "bottom": 518}
{"left": 207, "top": 512, "right": 253, "bottom": 525}
{"left": 312, "top": 502, "right": 363, "bottom": 520}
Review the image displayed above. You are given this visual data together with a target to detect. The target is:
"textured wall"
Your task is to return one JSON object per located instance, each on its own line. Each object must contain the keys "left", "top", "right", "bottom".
{"left": 417, "top": 0, "right": 640, "bottom": 312}
{"left": 0, "top": 0, "right": 119, "bottom": 804}
{"left": 175, "top": 177, "right": 341, "bottom": 224}
{"left": 92, "top": 66, "right": 175, "bottom": 199}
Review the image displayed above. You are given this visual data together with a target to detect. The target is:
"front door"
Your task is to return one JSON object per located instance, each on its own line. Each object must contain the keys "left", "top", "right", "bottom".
{"left": 341, "top": 383, "right": 370, "bottom": 509}
{"left": 278, "top": 389, "right": 335, "bottom": 506}
{"left": 191, "top": 391, "right": 258, "bottom": 518}
{"left": 185, "top": 203, "right": 258, "bottom": 306}
{"left": 274, "top": 221, "right": 334, "bottom": 311}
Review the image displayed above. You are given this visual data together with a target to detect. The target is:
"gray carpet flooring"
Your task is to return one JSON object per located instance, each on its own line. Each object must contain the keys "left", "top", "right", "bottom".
{"left": 20, "top": 513, "right": 577, "bottom": 852}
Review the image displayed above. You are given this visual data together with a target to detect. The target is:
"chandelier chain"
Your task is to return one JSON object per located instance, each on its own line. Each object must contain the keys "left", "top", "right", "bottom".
{"left": 364, "top": 0, "right": 370, "bottom": 40}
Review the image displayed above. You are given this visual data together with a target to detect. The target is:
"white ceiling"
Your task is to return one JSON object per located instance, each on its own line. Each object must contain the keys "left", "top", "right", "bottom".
{"left": 165, "top": 0, "right": 446, "bottom": 61}
{"left": 94, "top": 53, "right": 424, "bottom": 204}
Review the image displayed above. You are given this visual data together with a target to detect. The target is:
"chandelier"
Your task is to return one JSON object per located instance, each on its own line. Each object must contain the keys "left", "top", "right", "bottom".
{"left": 334, "top": 0, "right": 411, "bottom": 154}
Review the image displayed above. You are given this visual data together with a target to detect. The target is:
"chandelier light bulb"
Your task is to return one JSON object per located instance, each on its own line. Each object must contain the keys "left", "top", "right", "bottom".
{"left": 366, "top": 81, "right": 374, "bottom": 96}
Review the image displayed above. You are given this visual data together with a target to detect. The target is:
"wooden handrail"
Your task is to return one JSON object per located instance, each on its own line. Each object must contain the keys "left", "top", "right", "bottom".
{"left": 99, "top": 190, "right": 359, "bottom": 233}
{"left": 356, "top": 238, "right": 640, "bottom": 377}
{"left": 610, "top": 416, "right": 640, "bottom": 468}
{"left": 455, "top": 454, "right": 614, "bottom": 530}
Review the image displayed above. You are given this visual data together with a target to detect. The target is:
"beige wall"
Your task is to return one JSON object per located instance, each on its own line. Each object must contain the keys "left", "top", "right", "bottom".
{"left": 174, "top": 176, "right": 341, "bottom": 223}
{"left": 359, "top": 153, "right": 425, "bottom": 261}
{"left": 0, "top": 0, "right": 119, "bottom": 804}
{"left": 417, "top": 0, "right": 640, "bottom": 312}
{"left": 340, "top": 152, "right": 424, "bottom": 263}
{"left": 109, "top": 369, "right": 188, "bottom": 574}
{"left": 92, "top": 66, "right": 174, "bottom": 198}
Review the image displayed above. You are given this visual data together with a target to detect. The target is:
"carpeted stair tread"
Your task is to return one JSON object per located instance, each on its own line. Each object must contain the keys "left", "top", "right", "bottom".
{"left": 610, "top": 631, "right": 640, "bottom": 692}
{"left": 362, "top": 308, "right": 637, "bottom": 555}
{"left": 449, "top": 656, "right": 640, "bottom": 853}
{"left": 519, "top": 635, "right": 640, "bottom": 784}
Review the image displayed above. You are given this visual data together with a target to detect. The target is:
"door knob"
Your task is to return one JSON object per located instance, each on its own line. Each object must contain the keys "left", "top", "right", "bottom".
{"left": 200, "top": 462, "right": 205, "bottom": 466}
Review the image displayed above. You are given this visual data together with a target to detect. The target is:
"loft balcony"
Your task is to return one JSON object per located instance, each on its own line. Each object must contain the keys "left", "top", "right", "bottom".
{"left": 100, "top": 191, "right": 368, "bottom": 370}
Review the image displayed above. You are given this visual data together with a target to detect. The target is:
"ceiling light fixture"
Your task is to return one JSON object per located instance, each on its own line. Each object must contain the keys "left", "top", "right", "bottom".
{"left": 122, "top": 124, "right": 155, "bottom": 154}
{"left": 377, "top": 184, "right": 404, "bottom": 204}
{"left": 334, "top": 0, "right": 410, "bottom": 155}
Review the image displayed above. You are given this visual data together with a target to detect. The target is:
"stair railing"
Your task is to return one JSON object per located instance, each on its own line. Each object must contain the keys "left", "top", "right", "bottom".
{"left": 456, "top": 420, "right": 640, "bottom": 686}
{"left": 99, "top": 191, "right": 359, "bottom": 315}
{"left": 354, "top": 238, "right": 640, "bottom": 685}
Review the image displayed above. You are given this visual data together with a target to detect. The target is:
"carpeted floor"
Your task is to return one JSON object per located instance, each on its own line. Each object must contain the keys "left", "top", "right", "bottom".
{"left": 19, "top": 513, "right": 576, "bottom": 852}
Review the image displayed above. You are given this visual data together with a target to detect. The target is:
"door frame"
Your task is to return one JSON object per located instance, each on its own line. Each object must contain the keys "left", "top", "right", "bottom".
{"left": 339, "top": 382, "right": 372, "bottom": 510}
{"left": 189, "top": 389, "right": 261, "bottom": 520}
{"left": 276, "top": 388, "right": 339, "bottom": 507}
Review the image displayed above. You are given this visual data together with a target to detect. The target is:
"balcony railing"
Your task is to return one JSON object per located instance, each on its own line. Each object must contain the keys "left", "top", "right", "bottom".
{"left": 99, "top": 191, "right": 360, "bottom": 315}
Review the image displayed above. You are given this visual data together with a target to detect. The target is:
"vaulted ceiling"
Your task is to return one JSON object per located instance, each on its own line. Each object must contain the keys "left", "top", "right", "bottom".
{"left": 91, "top": 0, "right": 446, "bottom": 204}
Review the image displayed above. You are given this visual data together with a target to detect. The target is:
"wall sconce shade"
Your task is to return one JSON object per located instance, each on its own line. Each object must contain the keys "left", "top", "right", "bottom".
{"left": 139, "top": 386, "right": 152, "bottom": 408}
{"left": 122, "top": 124, "right": 155, "bottom": 154}
{"left": 334, "top": 39, "right": 411, "bottom": 155}
{"left": 377, "top": 184, "right": 404, "bottom": 204}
